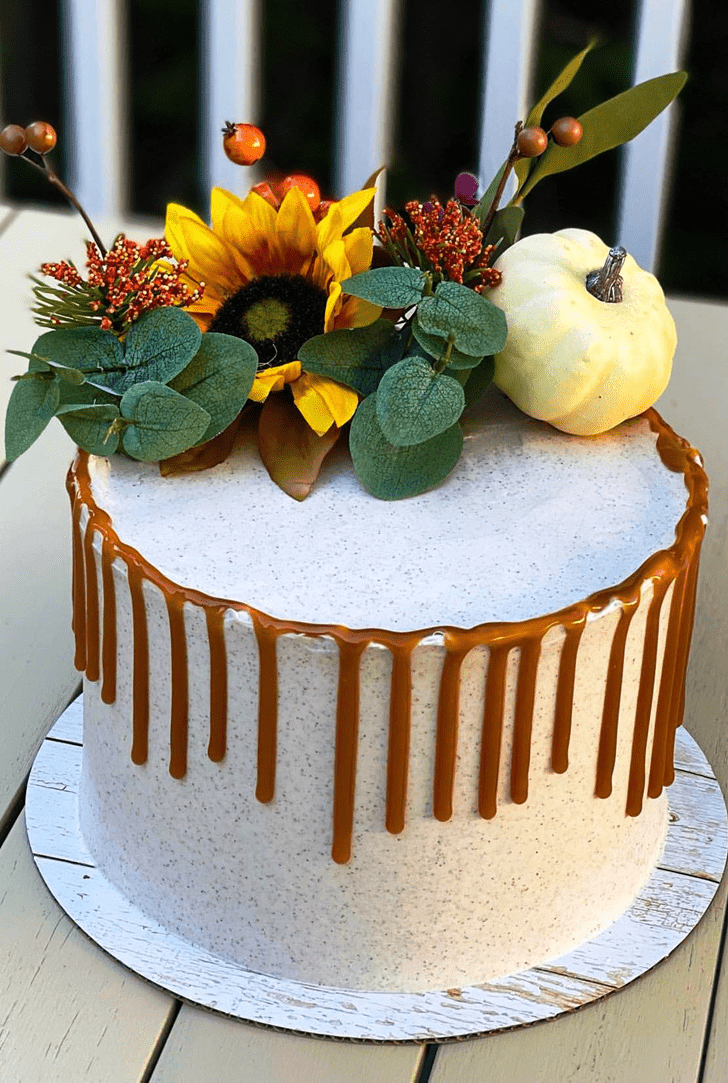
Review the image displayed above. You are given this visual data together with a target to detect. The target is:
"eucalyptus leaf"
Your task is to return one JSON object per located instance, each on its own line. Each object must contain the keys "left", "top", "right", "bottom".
{"left": 120, "top": 381, "right": 211, "bottom": 461}
{"left": 112, "top": 306, "right": 202, "bottom": 393}
{"left": 8, "top": 350, "right": 88, "bottom": 386}
{"left": 411, "top": 320, "right": 482, "bottom": 370}
{"left": 342, "top": 267, "right": 428, "bottom": 308}
{"left": 484, "top": 205, "right": 524, "bottom": 253}
{"left": 349, "top": 394, "right": 463, "bottom": 500}
{"left": 416, "top": 281, "right": 507, "bottom": 357}
{"left": 376, "top": 354, "right": 465, "bottom": 447}
{"left": 4, "top": 374, "right": 61, "bottom": 460}
{"left": 56, "top": 403, "right": 121, "bottom": 455}
{"left": 170, "top": 332, "right": 258, "bottom": 443}
{"left": 31, "top": 326, "right": 125, "bottom": 378}
{"left": 514, "top": 39, "right": 598, "bottom": 188}
{"left": 518, "top": 70, "right": 688, "bottom": 201}
{"left": 298, "top": 319, "right": 402, "bottom": 396}
{"left": 463, "top": 356, "right": 496, "bottom": 408}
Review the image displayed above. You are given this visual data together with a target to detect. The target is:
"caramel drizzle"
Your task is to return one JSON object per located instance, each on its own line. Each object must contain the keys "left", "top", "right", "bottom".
{"left": 67, "top": 409, "right": 708, "bottom": 864}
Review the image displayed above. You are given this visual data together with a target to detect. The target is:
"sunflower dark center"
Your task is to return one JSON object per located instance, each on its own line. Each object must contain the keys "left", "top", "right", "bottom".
{"left": 208, "top": 273, "right": 328, "bottom": 370}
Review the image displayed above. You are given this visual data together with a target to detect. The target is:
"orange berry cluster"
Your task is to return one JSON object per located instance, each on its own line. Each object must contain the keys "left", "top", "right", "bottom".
{"left": 36, "top": 235, "right": 203, "bottom": 333}
{"left": 377, "top": 199, "right": 502, "bottom": 294}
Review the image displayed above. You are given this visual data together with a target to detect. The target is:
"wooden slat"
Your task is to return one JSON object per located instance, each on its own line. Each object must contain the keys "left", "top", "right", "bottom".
{"left": 150, "top": 1004, "right": 425, "bottom": 1083}
{"left": 477, "top": 0, "right": 540, "bottom": 200}
{"left": 335, "top": 0, "right": 401, "bottom": 199}
{"left": 60, "top": 0, "right": 127, "bottom": 215}
{"left": 0, "top": 817, "right": 174, "bottom": 1083}
{"left": 200, "top": 0, "right": 262, "bottom": 198}
{"left": 616, "top": 0, "right": 690, "bottom": 270}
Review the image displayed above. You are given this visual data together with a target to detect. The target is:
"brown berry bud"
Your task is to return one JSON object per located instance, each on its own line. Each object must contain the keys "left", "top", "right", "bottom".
{"left": 222, "top": 121, "right": 265, "bottom": 165}
{"left": 516, "top": 126, "right": 549, "bottom": 158}
{"left": 0, "top": 124, "right": 28, "bottom": 156}
{"left": 551, "top": 117, "right": 583, "bottom": 148}
{"left": 25, "top": 121, "right": 57, "bottom": 154}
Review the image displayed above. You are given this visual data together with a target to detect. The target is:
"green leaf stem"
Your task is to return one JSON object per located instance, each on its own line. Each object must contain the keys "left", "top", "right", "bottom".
{"left": 411, "top": 321, "right": 482, "bottom": 370}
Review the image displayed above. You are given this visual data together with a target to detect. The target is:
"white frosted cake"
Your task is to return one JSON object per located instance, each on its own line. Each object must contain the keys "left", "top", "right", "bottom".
{"left": 67, "top": 387, "right": 706, "bottom": 993}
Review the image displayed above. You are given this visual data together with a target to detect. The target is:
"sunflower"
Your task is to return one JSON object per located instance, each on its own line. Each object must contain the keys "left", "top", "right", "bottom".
{"left": 165, "top": 185, "right": 381, "bottom": 436}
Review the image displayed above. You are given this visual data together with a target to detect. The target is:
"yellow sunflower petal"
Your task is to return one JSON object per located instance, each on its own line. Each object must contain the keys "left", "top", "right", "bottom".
{"left": 315, "top": 202, "right": 345, "bottom": 256}
{"left": 240, "top": 189, "right": 279, "bottom": 236}
{"left": 324, "top": 281, "right": 343, "bottom": 332}
{"left": 248, "top": 361, "right": 302, "bottom": 402}
{"left": 334, "top": 187, "right": 376, "bottom": 233}
{"left": 320, "top": 238, "right": 350, "bottom": 285}
{"left": 275, "top": 186, "right": 317, "bottom": 274}
{"left": 291, "top": 372, "right": 359, "bottom": 435}
{"left": 334, "top": 295, "right": 382, "bottom": 330}
{"left": 165, "top": 203, "right": 209, "bottom": 262}
{"left": 343, "top": 226, "right": 374, "bottom": 276}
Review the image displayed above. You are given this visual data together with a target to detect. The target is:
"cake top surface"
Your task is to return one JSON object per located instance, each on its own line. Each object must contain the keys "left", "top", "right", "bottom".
{"left": 86, "top": 389, "right": 690, "bottom": 631}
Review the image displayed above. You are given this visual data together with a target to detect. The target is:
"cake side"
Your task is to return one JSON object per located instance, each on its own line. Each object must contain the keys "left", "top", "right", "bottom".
{"left": 69, "top": 406, "right": 707, "bottom": 991}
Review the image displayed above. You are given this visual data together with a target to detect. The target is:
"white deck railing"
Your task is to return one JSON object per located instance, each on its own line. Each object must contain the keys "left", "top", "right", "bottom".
{"left": 29, "top": 0, "right": 690, "bottom": 270}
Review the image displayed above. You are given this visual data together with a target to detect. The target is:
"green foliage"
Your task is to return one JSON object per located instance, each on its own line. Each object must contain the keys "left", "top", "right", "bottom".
{"left": 416, "top": 281, "right": 507, "bottom": 358}
{"left": 119, "top": 381, "right": 211, "bottom": 460}
{"left": 411, "top": 320, "right": 482, "bottom": 370}
{"left": 376, "top": 354, "right": 465, "bottom": 446}
{"left": 30, "top": 326, "right": 125, "bottom": 379}
{"left": 8, "top": 350, "right": 87, "bottom": 385}
{"left": 4, "top": 375, "right": 60, "bottom": 460}
{"left": 349, "top": 394, "right": 463, "bottom": 500}
{"left": 462, "top": 356, "right": 496, "bottom": 407}
{"left": 517, "top": 71, "right": 688, "bottom": 202}
{"left": 485, "top": 205, "right": 525, "bottom": 253}
{"left": 514, "top": 39, "right": 598, "bottom": 188}
{"left": 342, "top": 267, "right": 428, "bottom": 308}
{"left": 56, "top": 403, "right": 121, "bottom": 455}
{"left": 108, "top": 307, "right": 202, "bottom": 393}
{"left": 298, "top": 320, "right": 403, "bottom": 396}
{"left": 169, "top": 332, "right": 258, "bottom": 444}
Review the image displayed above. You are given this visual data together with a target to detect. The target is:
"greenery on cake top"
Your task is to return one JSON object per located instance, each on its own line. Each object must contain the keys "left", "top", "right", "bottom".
{"left": 2, "top": 43, "right": 686, "bottom": 500}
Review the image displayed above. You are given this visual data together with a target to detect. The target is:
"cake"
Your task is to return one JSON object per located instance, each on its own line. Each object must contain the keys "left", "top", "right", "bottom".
{"left": 66, "top": 389, "right": 706, "bottom": 992}
{"left": 3, "top": 53, "right": 697, "bottom": 995}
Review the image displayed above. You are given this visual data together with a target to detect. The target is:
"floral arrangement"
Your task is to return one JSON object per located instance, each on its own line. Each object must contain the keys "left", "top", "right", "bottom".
{"left": 2, "top": 44, "right": 685, "bottom": 500}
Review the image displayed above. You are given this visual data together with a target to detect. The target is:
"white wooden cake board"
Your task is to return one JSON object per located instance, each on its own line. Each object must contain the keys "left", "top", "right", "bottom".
{"left": 26, "top": 696, "right": 728, "bottom": 1043}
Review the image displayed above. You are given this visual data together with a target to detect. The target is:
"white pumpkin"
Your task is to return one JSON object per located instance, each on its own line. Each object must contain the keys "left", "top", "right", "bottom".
{"left": 488, "top": 228, "right": 676, "bottom": 435}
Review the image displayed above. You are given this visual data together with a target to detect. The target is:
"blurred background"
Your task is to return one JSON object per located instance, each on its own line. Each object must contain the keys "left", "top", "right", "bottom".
{"left": 1, "top": 0, "right": 726, "bottom": 298}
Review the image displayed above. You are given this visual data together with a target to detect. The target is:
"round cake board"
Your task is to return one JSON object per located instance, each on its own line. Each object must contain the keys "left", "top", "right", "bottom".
{"left": 26, "top": 696, "right": 728, "bottom": 1043}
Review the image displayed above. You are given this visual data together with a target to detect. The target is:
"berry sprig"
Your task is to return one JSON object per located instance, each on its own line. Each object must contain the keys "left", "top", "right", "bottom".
{"left": 0, "top": 120, "right": 108, "bottom": 255}
{"left": 32, "top": 234, "right": 204, "bottom": 334}
{"left": 478, "top": 116, "right": 584, "bottom": 239}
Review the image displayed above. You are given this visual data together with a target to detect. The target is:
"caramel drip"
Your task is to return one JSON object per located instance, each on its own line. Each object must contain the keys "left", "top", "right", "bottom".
{"left": 332, "top": 640, "right": 367, "bottom": 864}
{"left": 625, "top": 578, "right": 670, "bottom": 815}
{"left": 83, "top": 523, "right": 101, "bottom": 682}
{"left": 386, "top": 642, "right": 417, "bottom": 834}
{"left": 479, "top": 645, "right": 509, "bottom": 819}
{"left": 127, "top": 560, "right": 151, "bottom": 765}
{"left": 206, "top": 607, "right": 228, "bottom": 762}
{"left": 551, "top": 618, "right": 586, "bottom": 773}
{"left": 648, "top": 566, "right": 689, "bottom": 798}
{"left": 663, "top": 552, "right": 702, "bottom": 786}
{"left": 253, "top": 618, "right": 280, "bottom": 802}
{"left": 100, "top": 539, "right": 117, "bottom": 705}
{"left": 66, "top": 405, "right": 708, "bottom": 862}
{"left": 511, "top": 637, "right": 541, "bottom": 804}
{"left": 167, "top": 591, "right": 189, "bottom": 780}
{"left": 70, "top": 496, "right": 87, "bottom": 671}
{"left": 433, "top": 644, "right": 470, "bottom": 821}
{"left": 595, "top": 596, "right": 640, "bottom": 798}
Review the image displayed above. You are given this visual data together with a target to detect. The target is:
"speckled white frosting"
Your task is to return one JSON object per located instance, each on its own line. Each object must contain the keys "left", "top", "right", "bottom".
{"left": 77, "top": 389, "right": 687, "bottom": 992}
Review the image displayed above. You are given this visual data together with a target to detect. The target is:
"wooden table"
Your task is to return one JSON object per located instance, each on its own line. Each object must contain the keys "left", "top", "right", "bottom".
{"left": 1, "top": 204, "right": 726, "bottom": 1083}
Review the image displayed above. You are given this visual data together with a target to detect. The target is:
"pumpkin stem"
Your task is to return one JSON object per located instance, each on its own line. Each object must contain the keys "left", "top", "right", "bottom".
{"left": 586, "top": 246, "right": 627, "bottom": 303}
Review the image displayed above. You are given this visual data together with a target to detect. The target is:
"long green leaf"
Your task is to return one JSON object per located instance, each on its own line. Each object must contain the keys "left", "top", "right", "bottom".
{"left": 514, "top": 39, "right": 598, "bottom": 188}
{"left": 517, "top": 71, "right": 687, "bottom": 202}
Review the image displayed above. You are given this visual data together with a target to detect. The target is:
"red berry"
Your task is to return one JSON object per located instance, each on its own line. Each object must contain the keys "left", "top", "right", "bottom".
{"left": 222, "top": 122, "right": 265, "bottom": 165}
{"left": 550, "top": 116, "right": 583, "bottom": 147}
{"left": 250, "top": 180, "right": 281, "bottom": 208}
{"left": 0, "top": 124, "right": 27, "bottom": 155}
{"left": 313, "top": 199, "right": 335, "bottom": 223}
{"left": 24, "top": 121, "right": 57, "bottom": 154}
{"left": 516, "top": 126, "right": 548, "bottom": 158}
{"left": 278, "top": 174, "right": 321, "bottom": 211}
